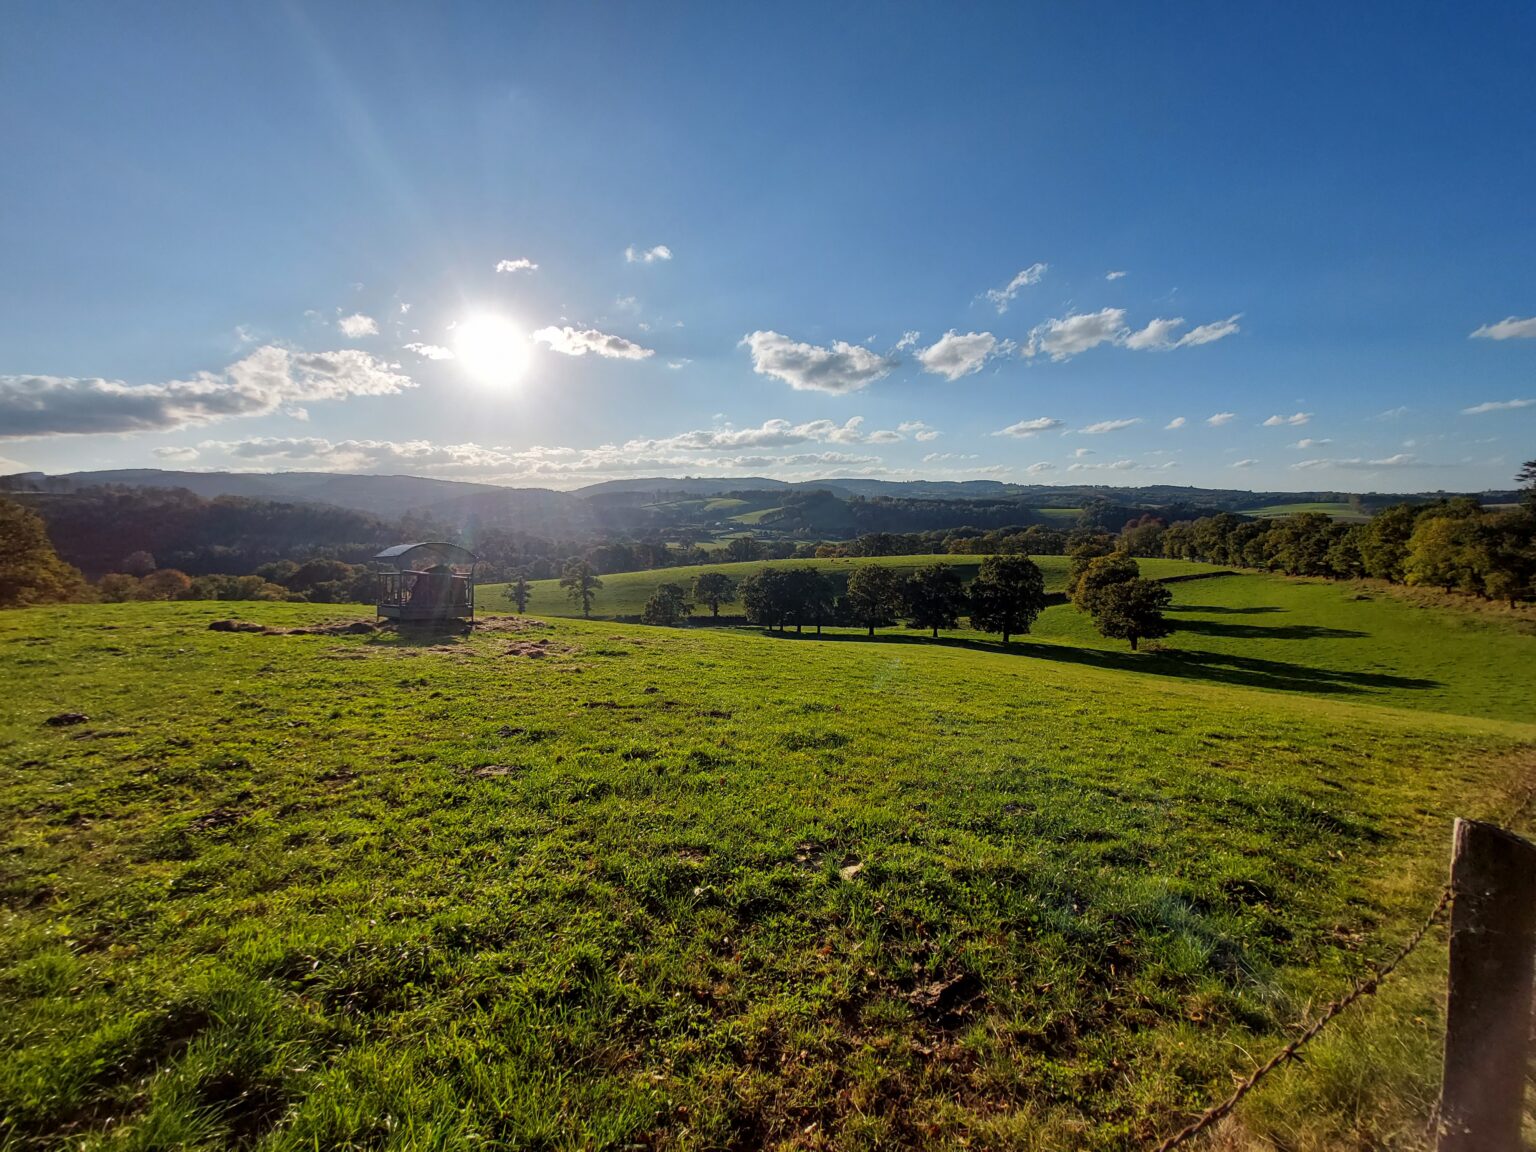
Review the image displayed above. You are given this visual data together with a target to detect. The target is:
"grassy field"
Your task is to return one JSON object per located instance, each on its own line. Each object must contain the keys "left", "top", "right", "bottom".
{"left": 1, "top": 591, "right": 1534, "bottom": 1150}
{"left": 1239, "top": 502, "right": 1370, "bottom": 522}
{"left": 480, "top": 554, "right": 1216, "bottom": 620}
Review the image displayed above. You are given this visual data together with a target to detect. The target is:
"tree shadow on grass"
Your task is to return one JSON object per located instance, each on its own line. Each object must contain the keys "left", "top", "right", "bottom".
{"left": 1168, "top": 604, "right": 1286, "bottom": 615}
{"left": 1169, "top": 620, "right": 1368, "bottom": 640}
{"left": 759, "top": 629, "right": 1439, "bottom": 698}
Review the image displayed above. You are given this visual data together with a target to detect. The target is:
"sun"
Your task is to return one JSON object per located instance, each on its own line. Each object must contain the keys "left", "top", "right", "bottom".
{"left": 453, "top": 314, "right": 529, "bottom": 386}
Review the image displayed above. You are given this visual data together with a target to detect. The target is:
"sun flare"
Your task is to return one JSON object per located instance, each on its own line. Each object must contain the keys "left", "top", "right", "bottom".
{"left": 452, "top": 314, "right": 529, "bottom": 386}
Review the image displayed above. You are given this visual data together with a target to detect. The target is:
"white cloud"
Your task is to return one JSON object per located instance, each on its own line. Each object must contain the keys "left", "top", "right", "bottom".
{"left": 1123, "top": 317, "right": 1188, "bottom": 351}
{"left": 1105, "top": 270, "right": 1128, "bottom": 281}
{"left": 1292, "top": 454, "right": 1420, "bottom": 471}
{"left": 1206, "top": 412, "right": 1237, "bottom": 427}
{"left": 1079, "top": 418, "right": 1141, "bottom": 434}
{"left": 1374, "top": 406, "right": 1411, "bottom": 420}
{"left": 399, "top": 302, "right": 411, "bottom": 314}
{"left": 533, "top": 326, "right": 654, "bottom": 360}
{"left": 625, "top": 244, "right": 673, "bottom": 264}
{"left": 895, "top": 331, "right": 922, "bottom": 351}
{"left": 1292, "top": 438, "right": 1332, "bottom": 449}
{"left": 0, "top": 346, "right": 415, "bottom": 440}
{"left": 982, "top": 263, "right": 1047, "bottom": 313}
{"left": 1470, "top": 316, "right": 1536, "bottom": 340}
{"left": 495, "top": 258, "right": 539, "bottom": 273}
{"left": 741, "top": 330, "right": 897, "bottom": 394}
{"left": 1124, "top": 314, "right": 1242, "bottom": 351}
{"left": 1462, "top": 398, "right": 1535, "bottom": 415}
{"left": 923, "top": 452, "right": 978, "bottom": 463}
{"left": 626, "top": 417, "right": 873, "bottom": 453}
{"left": 666, "top": 359, "right": 692, "bottom": 370}
{"left": 1230, "top": 458, "right": 1258, "bottom": 469}
{"left": 403, "top": 342, "right": 455, "bottom": 360}
{"left": 1165, "top": 416, "right": 1187, "bottom": 429}
{"left": 1072, "top": 447, "right": 1094, "bottom": 458}
{"left": 1025, "top": 461, "right": 1056, "bottom": 474}
{"left": 1177, "top": 315, "right": 1242, "bottom": 346}
{"left": 992, "top": 417, "right": 1064, "bottom": 438}
{"left": 1263, "top": 412, "right": 1312, "bottom": 427}
{"left": 337, "top": 313, "right": 379, "bottom": 338}
{"left": 152, "top": 445, "right": 199, "bottom": 462}
{"left": 1024, "top": 308, "right": 1127, "bottom": 361}
{"left": 1069, "top": 459, "right": 1178, "bottom": 472}
{"left": 1023, "top": 308, "right": 1239, "bottom": 360}
{"left": 898, "top": 420, "right": 940, "bottom": 441}
{"left": 917, "top": 330, "right": 1008, "bottom": 380}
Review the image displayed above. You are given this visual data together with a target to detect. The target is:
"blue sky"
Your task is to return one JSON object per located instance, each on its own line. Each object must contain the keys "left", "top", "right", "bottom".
{"left": 2, "top": 2, "right": 1533, "bottom": 491}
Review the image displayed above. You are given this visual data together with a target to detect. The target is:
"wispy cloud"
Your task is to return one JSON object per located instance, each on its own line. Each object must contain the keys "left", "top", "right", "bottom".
{"left": 1105, "top": 270, "right": 1128, "bottom": 281}
{"left": 917, "top": 330, "right": 1010, "bottom": 380}
{"left": 533, "top": 326, "right": 654, "bottom": 360}
{"left": 625, "top": 244, "right": 672, "bottom": 264}
{"left": 1206, "top": 412, "right": 1237, "bottom": 427}
{"left": 1462, "top": 398, "right": 1535, "bottom": 414}
{"left": 403, "top": 343, "right": 455, "bottom": 360}
{"left": 1078, "top": 418, "right": 1141, "bottom": 434}
{"left": 153, "top": 445, "right": 199, "bottom": 462}
{"left": 1470, "top": 316, "right": 1536, "bottom": 340}
{"left": 991, "top": 417, "right": 1064, "bottom": 438}
{"left": 1292, "top": 437, "right": 1332, "bottom": 449}
{"left": 1230, "top": 458, "right": 1258, "bottom": 469}
{"left": 1292, "top": 453, "right": 1419, "bottom": 471}
{"left": 1165, "top": 416, "right": 1187, "bottom": 429}
{"left": 741, "top": 331, "right": 897, "bottom": 394}
{"left": 1026, "top": 461, "right": 1056, "bottom": 474}
{"left": 898, "top": 420, "right": 940, "bottom": 441}
{"left": 1263, "top": 412, "right": 1312, "bottom": 427}
{"left": 1123, "top": 314, "right": 1242, "bottom": 351}
{"left": 1069, "top": 459, "right": 1178, "bottom": 472}
{"left": 495, "top": 258, "right": 538, "bottom": 273}
{"left": 982, "top": 263, "right": 1047, "bottom": 313}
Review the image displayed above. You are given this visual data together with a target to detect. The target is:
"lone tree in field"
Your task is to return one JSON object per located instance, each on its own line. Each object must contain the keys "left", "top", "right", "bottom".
{"left": 739, "top": 568, "right": 792, "bottom": 631}
{"left": 844, "top": 564, "right": 904, "bottom": 637}
{"left": 967, "top": 555, "right": 1046, "bottom": 644}
{"left": 904, "top": 563, "right": 966, "bottom": 637}
{"left": 1071, "top": 551, "right": 1140, "bottom": 613}
{"left": 691, "top": 571, "right": 738, "bottom": 618}
{"left": 1519, "top": 458, "right": 1536, "bottom": 510}
{"left": 504, "top": 570, "right": 532, "bottom": 613}
{"left": 559, "top": 559, "right": 603, "bottom": 618}
{"left": 0, "top": 497, "right": 90, "bottom": 608}
{"left": 1087, "top": 577, "right": 1172, "bottom": 651}
{"left": 641, "top": 582, "right": 692, "bottom": 626}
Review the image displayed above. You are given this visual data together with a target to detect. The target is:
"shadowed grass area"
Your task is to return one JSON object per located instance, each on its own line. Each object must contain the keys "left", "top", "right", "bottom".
{"left": 0, "top": 600, "right": 1532, "bottom": 1149}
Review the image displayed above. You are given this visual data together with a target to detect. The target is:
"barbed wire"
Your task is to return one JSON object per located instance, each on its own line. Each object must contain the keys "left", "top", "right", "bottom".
{"left": 1151, "top": 885, "right": 1452, "bottom": 1151}
{"left": 1149, "top": 784, "right": 1536, "bottom": 1151}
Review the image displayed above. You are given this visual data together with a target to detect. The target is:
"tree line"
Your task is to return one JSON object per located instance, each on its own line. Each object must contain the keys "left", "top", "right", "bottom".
{"left": 545, "top": 555, "right": 1176, "bottom": 651}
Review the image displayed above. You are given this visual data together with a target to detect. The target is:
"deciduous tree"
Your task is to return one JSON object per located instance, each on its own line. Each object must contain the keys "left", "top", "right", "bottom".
{"left": 641, "top": 582, "right": 692, "bottom": 626}
{"left": 0, "top": 497, "right": 91, "bottom": 607}
{"left": 844, "top": 564, "right": 904, "bottom": 637}
{"left": 1088, "top": 578, "right": 1172, "bottom": 650}
{"left": 691, "top": 572, "right": 737, "bottom": 618}
{"left": 967, "top": 555, "right": 1046, "bottom": 644}
{"left": 559, "top": 559, "right": 603, "bottom": 618}
{"left": 1070, "top": 552, "right": 1140, "bottom": 613}
{"left": 903, "top": 564, "right": 966, "bottom": 637}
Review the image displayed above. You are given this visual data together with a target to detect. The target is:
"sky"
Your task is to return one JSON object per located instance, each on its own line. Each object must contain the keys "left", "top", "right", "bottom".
{"left": 1, "top": 2, "right": 1533, "bottom": 493}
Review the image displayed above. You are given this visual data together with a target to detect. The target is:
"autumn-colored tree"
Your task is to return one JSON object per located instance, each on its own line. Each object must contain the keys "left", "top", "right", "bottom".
{"left": 0, "top": 497, "right": 91, "bottom": 608}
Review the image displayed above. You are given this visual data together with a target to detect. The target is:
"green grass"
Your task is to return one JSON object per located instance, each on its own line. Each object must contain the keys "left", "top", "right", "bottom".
{"left": 1, "top": 597, "right": 1533, "bottom": 1149}
{"left": 482, "top": 554, "right": 1215, "bottom": 620}
{"left": 729, "top": 506, "right": 784, "bottom": 525}
{"left": 1240, "top": 502, "right": 1371, "bottom": 522}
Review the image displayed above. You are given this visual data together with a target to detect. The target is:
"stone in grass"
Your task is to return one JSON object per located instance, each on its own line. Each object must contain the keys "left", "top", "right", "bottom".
{"left": 44, "top": 712, "right": 89, "bottom": 727}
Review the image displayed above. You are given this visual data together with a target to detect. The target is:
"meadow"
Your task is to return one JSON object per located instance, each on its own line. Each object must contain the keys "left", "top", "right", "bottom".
{"left": 2, "top": 571, "right": 1534, "bottom": 1150}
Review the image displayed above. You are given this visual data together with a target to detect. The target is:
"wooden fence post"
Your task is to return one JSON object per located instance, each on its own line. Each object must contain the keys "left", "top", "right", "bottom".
{"left": 1437, "top": 818, "right": 1536, "bottom": 1152}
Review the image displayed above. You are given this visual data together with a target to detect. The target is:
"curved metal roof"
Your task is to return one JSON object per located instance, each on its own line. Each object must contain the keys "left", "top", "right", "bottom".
{"left": 373, "top": 541, "right": 478, "bottom": 564}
